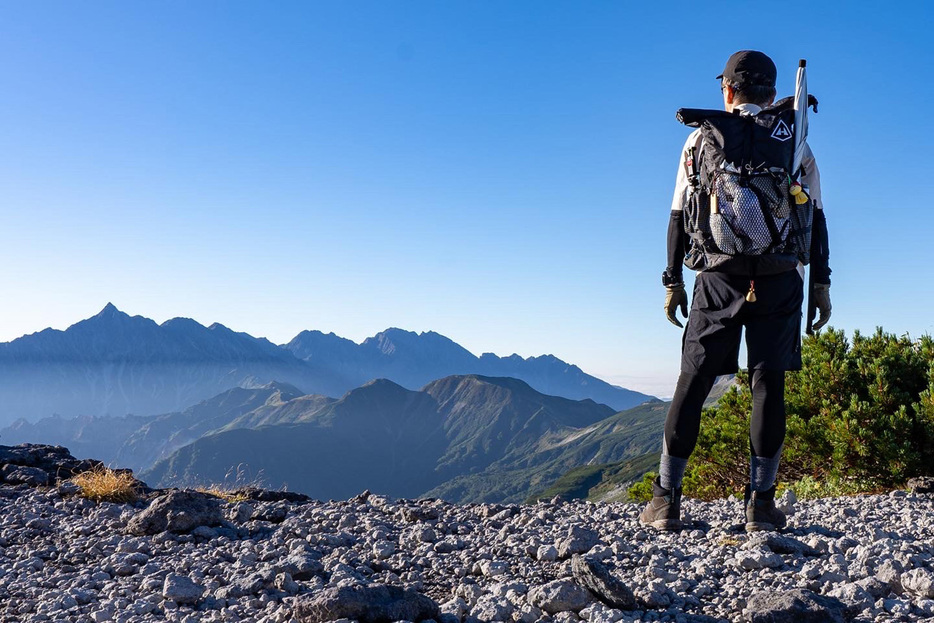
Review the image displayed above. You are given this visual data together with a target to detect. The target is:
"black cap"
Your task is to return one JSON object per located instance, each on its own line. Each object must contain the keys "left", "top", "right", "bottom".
{"left": 716, "top": 50, "right": 777, "bottom": 87}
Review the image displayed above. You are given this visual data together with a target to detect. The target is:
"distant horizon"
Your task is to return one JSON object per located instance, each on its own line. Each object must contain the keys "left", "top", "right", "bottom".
{"left": 0, "top": 301, "right": 670, "bottom": 398}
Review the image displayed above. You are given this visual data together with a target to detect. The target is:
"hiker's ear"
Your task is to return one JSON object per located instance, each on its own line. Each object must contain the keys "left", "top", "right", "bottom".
{"left": 724, "top": 84, "right": 735, "bottom": 105}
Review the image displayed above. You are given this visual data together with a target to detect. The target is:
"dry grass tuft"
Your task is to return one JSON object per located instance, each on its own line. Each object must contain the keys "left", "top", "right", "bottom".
{"left": 70, "top": 466, "right": 140, "bottom": 503}
{"left": 196, "top": 485, "right": 251, "bottom": 504}
{"left": 194, "top": 463, "right": 267, "bottom": 503}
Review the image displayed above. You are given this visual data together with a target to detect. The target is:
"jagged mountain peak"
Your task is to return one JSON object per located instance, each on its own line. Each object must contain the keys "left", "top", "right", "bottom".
{"left": 81, "top": 303, "right": 146, "bottom": 325}
{"left": 376, "top": 328, "right": 460, "bottom": 344}
{"left": 364, "top": 328, "right": 417, "bottom": 355}
{"left": 285, "top": 326, "right": 654, "bottom": 411}
{"left": 480, "top": 353, "right": 526, "bottom": 362}
{"left": 160, "top": 316, "right": 207, "bottom": 331}
{"left": 286, "top": 330, "right": 358, "bottom": 349}
{"left": 526, "top": 354, "right": 582, "bottom": 372}
{"left": 358, "top": 377, "right": 410, "bottom": 392}
{"left": 373, "top": 327, "right": 418, "bottom": 339}
{"left": 258, "top": 381, "right": 306, "bottom": 402}
{"left": 96, "top": 302, "right": 121, "bottom": 318}
{"left": 294, "top": 329, "right": 343, "bottom": 340}
{"left": 363, "top": 327, "right": 476, "bottom": 359}
{"left": 424, "top": 373, "right": 534, "bottom": 395}
{"left": 258, "top": 380, "right": 304, "bottom": 393}
{"left": 68, "top": 304, "right": 158, "bottom": 334}
{"left": 331, "top": 377, "right": 420, "bottom": 407}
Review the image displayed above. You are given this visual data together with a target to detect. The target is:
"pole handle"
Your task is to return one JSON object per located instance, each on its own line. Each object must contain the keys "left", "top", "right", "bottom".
{"left": 799, "top": 59, "right": 807, "bottom": 68}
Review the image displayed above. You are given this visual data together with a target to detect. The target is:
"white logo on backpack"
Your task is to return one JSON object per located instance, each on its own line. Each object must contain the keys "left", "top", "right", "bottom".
{"left": 771, "top": 120, "right": 792, "bottom": 142}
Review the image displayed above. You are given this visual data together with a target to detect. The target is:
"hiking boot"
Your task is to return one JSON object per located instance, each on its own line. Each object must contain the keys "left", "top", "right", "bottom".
{"left": 639, "top": 477, "right": 682, "bottom": 531}
{"left": 745, "top": 484, "right": 787, "bottom": 532}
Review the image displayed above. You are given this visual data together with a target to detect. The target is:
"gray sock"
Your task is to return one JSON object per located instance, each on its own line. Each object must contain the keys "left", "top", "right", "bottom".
{"left": 659, "top": 453, "right": 688, "bottom": 491}
{"left": 750, "top": 452, "right": 782, "bottom": 492}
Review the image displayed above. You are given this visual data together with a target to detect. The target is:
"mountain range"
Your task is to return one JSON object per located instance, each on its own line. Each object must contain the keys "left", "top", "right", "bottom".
{"left": 0, "top": 304, "right": 654, "bottom": 427}
{"left": 138, "top": 374, "right": 667, "bottom": 503}
{"left": 1, "top": 375, "right": 667, "bottom": 503}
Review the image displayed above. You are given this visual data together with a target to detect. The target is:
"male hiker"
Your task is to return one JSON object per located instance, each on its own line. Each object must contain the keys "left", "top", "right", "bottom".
{"left": 640, "top": 50, "right": 832, "bottom": 532}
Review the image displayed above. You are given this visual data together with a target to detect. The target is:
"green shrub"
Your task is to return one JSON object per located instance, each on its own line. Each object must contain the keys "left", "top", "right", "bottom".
{"left": 681, "top": 328, "right": 934, "bottom": 500}
{"left": 779, "top": 475, "right": 864, "bottom": 500}
{"left": 627, "top": 471, "right": 657, "bottom": 502}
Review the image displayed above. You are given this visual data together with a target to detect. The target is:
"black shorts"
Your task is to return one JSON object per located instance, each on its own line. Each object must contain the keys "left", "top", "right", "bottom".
{"left": 681, "top": 269, "right": 804, "bottom": 376}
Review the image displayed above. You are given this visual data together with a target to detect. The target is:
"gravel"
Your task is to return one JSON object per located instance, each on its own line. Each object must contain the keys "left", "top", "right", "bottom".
{"left": 2, "top": 455, "right": 934, "bottom": 622}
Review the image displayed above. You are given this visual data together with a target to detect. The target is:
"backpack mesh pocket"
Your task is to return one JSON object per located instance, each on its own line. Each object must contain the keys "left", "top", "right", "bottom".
{"left": 788, "top": 194, "right": 814, "bottom": 264}
{"left": 708, "top": 171, "right": 791, "bottom": 256}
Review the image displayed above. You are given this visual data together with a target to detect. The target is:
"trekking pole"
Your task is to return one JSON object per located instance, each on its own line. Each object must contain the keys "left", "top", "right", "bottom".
{"left": 792, "top": 59, "right": 808, "bottom": 177}
{"left": 793, "top": 59, "right": 817, "bottom": 336}
{"left": 806, "top": 266, "right": 817, "bottom": 335}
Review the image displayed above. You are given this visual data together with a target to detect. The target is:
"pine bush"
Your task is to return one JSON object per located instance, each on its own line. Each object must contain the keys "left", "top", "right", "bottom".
{"left": 676, "top": 328, "right": 934, "bottom": 500}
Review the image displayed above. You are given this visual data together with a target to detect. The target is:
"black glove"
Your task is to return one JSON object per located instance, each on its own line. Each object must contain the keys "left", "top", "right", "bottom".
{"left": 665, "top": 285, "right": 689, "bottom": 328}
{"left": 811, "top": 283, "right": 831, "bottom": 331}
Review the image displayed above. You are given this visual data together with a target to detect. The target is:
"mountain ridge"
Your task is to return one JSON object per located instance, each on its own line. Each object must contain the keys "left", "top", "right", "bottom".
{"left": 284, "top": 324, "right": 653, "bottom": 412}
{"left": 0, "top": 305, "right": 352, "bottom": 425}
{"left": 0, "top": 304, "right": 655, "bottom": 425}
{"left": 139, "top": 373, "right": 659, "bottom": 503}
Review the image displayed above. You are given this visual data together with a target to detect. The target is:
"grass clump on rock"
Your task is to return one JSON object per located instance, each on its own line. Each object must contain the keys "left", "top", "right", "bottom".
{"left": 196, "top": 485, "right": 251, "bottom": 503}
{"left": 70, "top": 465, "right": 140, "bottom": 503}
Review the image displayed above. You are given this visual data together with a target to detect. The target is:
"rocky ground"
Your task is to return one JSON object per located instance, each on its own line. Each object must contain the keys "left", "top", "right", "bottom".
{"left": 2, "top": 444, "right": 934, "bottom": 623}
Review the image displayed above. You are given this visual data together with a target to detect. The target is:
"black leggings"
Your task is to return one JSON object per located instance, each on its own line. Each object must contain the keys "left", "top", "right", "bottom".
{"left": 663, "top": 369, "right": 786, "bottom": 459}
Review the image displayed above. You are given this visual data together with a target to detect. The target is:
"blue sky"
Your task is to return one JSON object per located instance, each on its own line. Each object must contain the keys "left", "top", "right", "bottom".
{"left": 0, "top": 1, "right": 931, "bottom": 398}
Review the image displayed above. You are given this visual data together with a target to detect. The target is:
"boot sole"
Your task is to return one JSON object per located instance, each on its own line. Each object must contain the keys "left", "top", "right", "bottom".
{"left": 745, "top": 521, "right": 784, "bottom": 532}
{"left": 648, "top": 519, "right": 683, "bottom": 531}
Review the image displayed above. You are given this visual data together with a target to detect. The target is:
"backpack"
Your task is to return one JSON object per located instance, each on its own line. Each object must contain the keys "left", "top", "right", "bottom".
{"left": 676, "top": 96, "right": 816, "bottom": 275}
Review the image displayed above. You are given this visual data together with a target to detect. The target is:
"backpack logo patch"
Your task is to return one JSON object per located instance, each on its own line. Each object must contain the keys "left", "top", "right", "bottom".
{"left": 771, "top": 120, "right": 792, "bottom": 142}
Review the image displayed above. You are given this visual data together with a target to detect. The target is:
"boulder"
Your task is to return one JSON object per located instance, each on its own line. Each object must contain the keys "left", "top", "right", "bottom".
{"left": 537, "top": 545, "right": 559, "bottom": 562}
{"left": 745, "top": 533, "right": 818, "bottom": 557}
{"left": 1, "top": 465, "right": 50, "bottom": 486}
{"left": 571, "top": 554, "right": 636, "bottom": 609}
{"left": 902, "top": 568, "right": 934, "bottom": 599}
{"left": 470, "top": 593, "right": 514, "bottom": 621}
{"left": 400, "top": 504, "right": 440, "bottom": 523}
{"left": 372, "top": 540, "right": 395, "bottom": 560}
{"left": 226, "top": 486, "right": 311, "bottom": 503}
{"left": 853, "top": 576, "right": 889, "bottom": 600}
{"left": 292, "top": 583, "right": 439, "bottom": 623}
{"left": 776, "top": 489, "right": 797, "bottom": 515}
{"left": 57, "top": 481, "right": 82, "bottom": 496}
{"left": 557, "top": 525, "right": 600, "bottom": 558}
{"left": 735, "top": 548, "right": 784, "bottom": 570}
{"left": 226, "top": 501, "right": 254, "bottom": 523}
{"left": 528, "top": 578, "right": 593, "bottom": 614}
{"left": 478, "top": 559, "right": 508, "bottom": 577}
{"left": 216, "top": 573, "right": 269, "bottom": 599}
{"left": 279, "top": 553, "right": 324, "bottom": 581}
{"left": 826, "top": 582, "right": 874, "bottom": 617}
{"left": 251, "top": 502, "right": 289, "bottom": 523}
{"left": 162, "top": 574, "right": 204, "bottom": 605}
{"left": 745, "top": 588, "right": 846, "bottom": 622}
{"left": 0, "top": 444, "right": 102, "bottom": 483}
{"left": 127, "top": 490, "right": 223, "bottom": 535}
{"left": 876, "top": 559, "right": 904, "bottom": 593}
